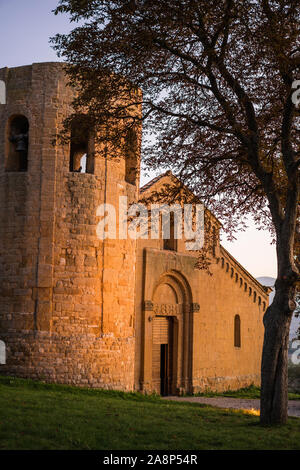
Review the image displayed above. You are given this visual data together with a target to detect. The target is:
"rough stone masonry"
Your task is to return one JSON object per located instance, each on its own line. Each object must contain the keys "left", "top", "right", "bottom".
{"left": 0, "top": 63, "right": 271, "bottom": 394}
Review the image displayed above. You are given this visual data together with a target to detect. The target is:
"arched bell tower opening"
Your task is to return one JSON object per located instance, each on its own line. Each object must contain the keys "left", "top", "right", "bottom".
{"left": 69, "top": 115, "right": 94, "bottom": 174}
{"left": 141, "top": 270, "right": 194, "bottom": 396}
{"left": 5, "top": 114, "right": 29, "bottom": 172}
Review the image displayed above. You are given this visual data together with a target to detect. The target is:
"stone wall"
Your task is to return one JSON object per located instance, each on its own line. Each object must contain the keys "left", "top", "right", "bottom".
{"left": 0, "top": 62, "right": 140, "bottom": 390}
{"left": 0, "top": 63, "right": 269, "bottom": 394}
{"left": 134, "top": 173, "right": 270, "bottom": 394}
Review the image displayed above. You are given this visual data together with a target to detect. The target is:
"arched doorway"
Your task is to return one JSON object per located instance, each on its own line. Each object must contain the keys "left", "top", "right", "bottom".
{"left": 142, "top": 270, "right": 194, "bottom": 396}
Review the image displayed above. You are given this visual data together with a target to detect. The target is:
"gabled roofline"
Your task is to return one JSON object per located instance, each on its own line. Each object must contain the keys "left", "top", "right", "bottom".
{"left": 140, "top": 173, "right": 272, "bottom": 299}
{"left": 139, "top": 171, "right": 172, "bottom": 194}
{"left": 139, "top": 170, "right": 222, "bottom": 228}
{"left": 220, "top": 245, "right": 273, "bottom": 296}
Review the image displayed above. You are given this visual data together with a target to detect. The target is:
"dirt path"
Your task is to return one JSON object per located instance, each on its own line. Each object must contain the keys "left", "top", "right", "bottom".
{"left": 162, "top": 396, "right": 300, "bottom": 418}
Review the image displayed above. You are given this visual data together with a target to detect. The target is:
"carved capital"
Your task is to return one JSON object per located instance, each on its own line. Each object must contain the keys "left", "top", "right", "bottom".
{"left": 143, "top": 300, "right": 153, "bottom": 311}
{"left": 190, "top": 303, "right": 200, "bottom": 313}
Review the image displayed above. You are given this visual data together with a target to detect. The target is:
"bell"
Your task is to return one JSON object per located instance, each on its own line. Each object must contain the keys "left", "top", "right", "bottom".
{"left": 10, "top": 133, "right": 28, "bottom": 152}
{"left": 15, "top": 136, "right": 28, "bottom": 152}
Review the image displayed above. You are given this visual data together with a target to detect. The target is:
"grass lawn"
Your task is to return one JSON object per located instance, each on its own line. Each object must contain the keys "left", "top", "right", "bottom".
{"left": 191, "top": 384, "right": 300, "bottom": 400}
{"left": 0, "top": 375, "right": 299, "bottom": 450}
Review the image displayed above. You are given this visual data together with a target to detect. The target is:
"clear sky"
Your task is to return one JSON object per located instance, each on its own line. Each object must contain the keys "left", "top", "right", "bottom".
{"left": 0, "top": 0, "right": 70, "bottom": 68}
{"left": 0, "top": 0, "right": 277, "bottom": 279}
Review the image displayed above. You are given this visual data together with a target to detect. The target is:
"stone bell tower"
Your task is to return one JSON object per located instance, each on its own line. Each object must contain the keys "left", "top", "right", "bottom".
{"left": 0, "top": 62, "right": 141, "bottom": 389}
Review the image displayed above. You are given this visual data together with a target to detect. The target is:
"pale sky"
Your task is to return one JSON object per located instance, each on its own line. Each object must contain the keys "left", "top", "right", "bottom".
{"left": 220, "top": 220, "right": 277, "bottom": 279}
{"left": 0, "top": 0, "right": 277, "bottom": 279}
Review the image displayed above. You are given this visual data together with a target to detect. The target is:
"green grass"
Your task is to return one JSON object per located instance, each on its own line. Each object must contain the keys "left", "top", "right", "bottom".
{"left": 0, "top": 375, "right": 299, "bottom": 450}
{"left": 190, "top": 384, "right": 300, "bottom": 400}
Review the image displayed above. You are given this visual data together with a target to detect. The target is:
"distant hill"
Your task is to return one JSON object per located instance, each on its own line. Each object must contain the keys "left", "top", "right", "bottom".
{"left": 256, "top": 276, "right": 299, "bottom": 340}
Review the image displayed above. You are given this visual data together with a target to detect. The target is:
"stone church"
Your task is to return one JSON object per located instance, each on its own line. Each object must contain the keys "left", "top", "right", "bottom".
{"left": 0, "top": 62, "right": 271, "bottom": 395}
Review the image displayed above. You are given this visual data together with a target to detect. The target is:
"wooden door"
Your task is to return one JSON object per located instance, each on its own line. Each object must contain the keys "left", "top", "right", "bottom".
{"left": 152, "top": 316, "right": 173, "bottom": 395}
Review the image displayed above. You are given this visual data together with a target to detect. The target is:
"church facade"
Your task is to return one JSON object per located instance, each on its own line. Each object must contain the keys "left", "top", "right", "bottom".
{"left": 0, "top": 63, "right": 270, "bottom": 395}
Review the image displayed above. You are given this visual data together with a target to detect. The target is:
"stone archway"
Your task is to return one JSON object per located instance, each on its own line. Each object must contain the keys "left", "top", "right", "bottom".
{"left": 141, "top": 270, "right": 196, "bottom": 395}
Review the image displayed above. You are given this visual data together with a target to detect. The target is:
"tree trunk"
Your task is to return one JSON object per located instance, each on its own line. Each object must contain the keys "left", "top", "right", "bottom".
{"left": 260, "top": 287, "right": 293, "bottom": 425}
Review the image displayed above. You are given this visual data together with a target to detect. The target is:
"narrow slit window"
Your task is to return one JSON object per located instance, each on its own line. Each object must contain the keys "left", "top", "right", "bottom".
{"left": 234, "top": 314, "right": 241, "bottom": 348}
{"left": 163, "top": 212, "right": 177, "bottom": 251}
{"left": 125, "top": 127, "right": 139, "bottom": 185}
{"left": 212, "top": 226, "right": 217, "bottom": 256}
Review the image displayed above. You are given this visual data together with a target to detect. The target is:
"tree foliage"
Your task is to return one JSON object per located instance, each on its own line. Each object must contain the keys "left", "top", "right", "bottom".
{"left": 52, "top": 0, "right": 300, "bottom": 425}
{"left": 53, "top": 0, "right": 299, "bottom": 234}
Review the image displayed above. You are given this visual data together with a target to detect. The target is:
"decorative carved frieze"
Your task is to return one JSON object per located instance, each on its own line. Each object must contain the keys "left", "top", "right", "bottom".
{"left": 152, "top": 303, "right": 182, "bottom": 315}
{"left": 144, "top": 302, "right": 199, "bottom": 315}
